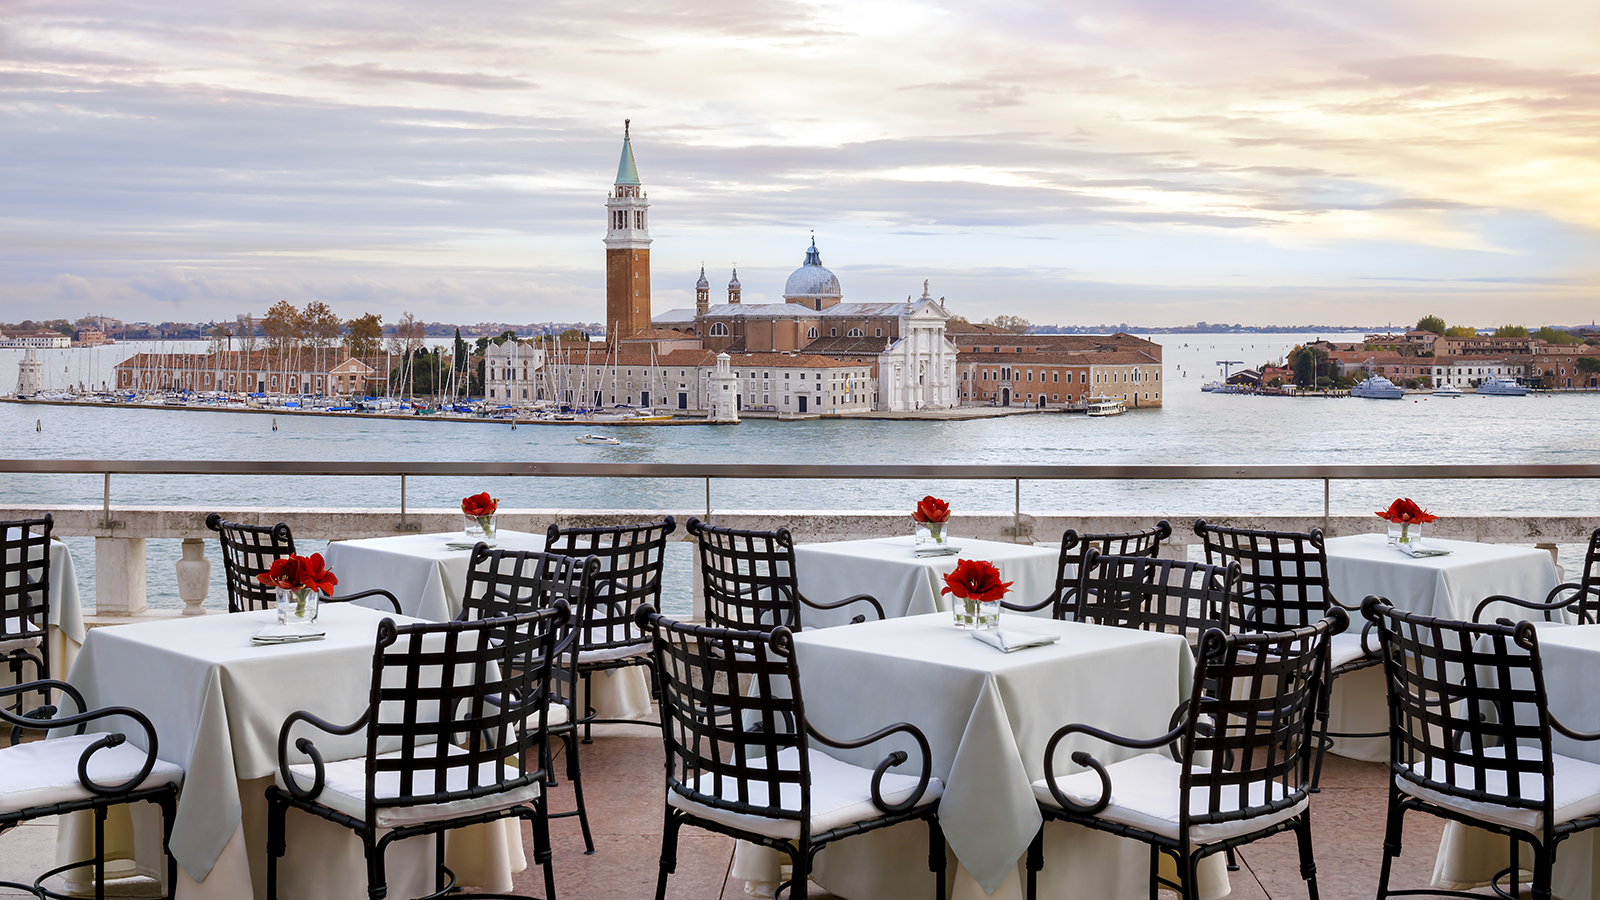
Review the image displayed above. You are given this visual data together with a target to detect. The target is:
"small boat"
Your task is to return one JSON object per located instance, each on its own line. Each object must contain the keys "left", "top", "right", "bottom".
{"left": 1350, "top": 375, "right": 1405, "bottom": 399}
{"left": 1476, "top": 375, "right": 1528, "bottom": 396}
{"left": 1432, "top": 384, "right": 1462, "bottom": 398}
{"left": 575, "top": 433, "right": 621, "bottom": 445}
{"left": 1200, "top": 382, "right": 1225, "bottom": 393}
{"left": 1086, "top": 396, "right": 1126, "bottom": 417}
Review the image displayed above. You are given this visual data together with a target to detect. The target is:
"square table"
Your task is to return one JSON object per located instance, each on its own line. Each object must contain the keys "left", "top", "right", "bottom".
{"left": 734, "top": 613, "right": 1227, "bottom": 900}
{"left": 56, "top": 604, "right": 525, "bottom": 900}
{"left": 793, "top": 536, "right": 1060, "bottom": 625}
{"left": 1320, "top": 533, "right": 1561, "bottom": 761}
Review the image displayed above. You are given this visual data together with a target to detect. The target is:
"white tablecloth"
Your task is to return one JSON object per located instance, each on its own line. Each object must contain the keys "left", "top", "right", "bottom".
{"left": 57, "top": 604, "right": 524, "bottom": 900}
{"left": 793, "top": 536, "right": 1060, "bottom": 625}
{"left": 1431, "top": 625, "right": 1600, "bottom": 899}
{"left": 324, "top": 529, "right": 651, "bottom": 721}
{"left": 3, "top": 534, "right": 85, "bottom": 700}
{"left": 736, "top": 613, "right": 1226, "bottom": 900}
{"left": 1321, "top": 533, "right": 1561, "bottom": 761}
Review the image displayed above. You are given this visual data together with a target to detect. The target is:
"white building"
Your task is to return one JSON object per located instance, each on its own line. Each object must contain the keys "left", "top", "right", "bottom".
{"left": 0, "top": 331, "right": 72, "bottom": 349}
{"left": 483, "top": 340, "right": 546, "bottom": 404}
{"left": 1426, "top": 357, "right": 1517, "bottom": 387}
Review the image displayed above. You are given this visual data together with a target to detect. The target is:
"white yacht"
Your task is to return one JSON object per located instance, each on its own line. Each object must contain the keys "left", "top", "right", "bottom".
{"left": 1432, "top": 384, "right": 1463, "bottom": 398}
{"left": 1476, "top": 376, "right": 1529, "bottom": 396}
{"left": 1350, "top": 374, "right": 1406, "bottom": 400}
{"left": 1086, "top": 396, "right": 1127, "bottom": 417}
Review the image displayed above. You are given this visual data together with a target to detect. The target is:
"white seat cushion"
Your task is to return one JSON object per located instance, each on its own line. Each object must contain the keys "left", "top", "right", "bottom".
{"left": 0, "top": 635, "right": 43, "bottom": 655}
{"left": 577, "top": 642, "right": 650, "bottom": 665}
{"left": 1032, "top": 752, "right": 1307, "bottom": 844}
{"left": 1329, "top": 630, "right": 1376, "bottom": 670}
{"left": 278, "top": 741, "right": 542, "bottom": 829}
{"left": 0, "top": 733, "right": 184, "bottom": 815}
{"left": 667, "top": 746, "right": 943, "bottom": 841}
{"left": 1397, "top": 747, "right": 1600, "bottom": 836}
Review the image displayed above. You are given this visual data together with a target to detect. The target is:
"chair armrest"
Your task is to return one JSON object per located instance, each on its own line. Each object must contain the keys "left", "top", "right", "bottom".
{"left": 807, "top": 720, "right": 934, "bottom": 814}
{"left": 1041, "top": 719, "right": 1188, "bottom": 816}
{"left": 276, "top": 708, "right": 370, "bottom": 801}
{"left": 1550, "top": 713, "right": 1600, "bottom": 743}
{"left": 0, "top": 684, "right": 163, "bottom": 797}
{"left": 0, "top": 678, "right": 87, "bottom": 726}
{"left": 800, "top": 592, "right": 885, "bottom": 622}
{"left": 326, "top": 588, "right": 402, "bottom": 613}
{"left": 1472, "top": 593, "right": 1572, "bottom": 624}
{"left": 1001, "top": 586, "right": 1064, "bottom": 614}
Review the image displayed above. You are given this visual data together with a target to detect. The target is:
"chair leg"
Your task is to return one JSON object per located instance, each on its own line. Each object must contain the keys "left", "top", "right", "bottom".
{"left": 1531, "top": 837, "right": 1552, "bottom": 900}
{"left": 789, "top": 841, "right": 810, "bottom": 900}
{"left": 1148, "top": 845, "right": 1161, "bottom": 900}
{"left": 93, "top": 805, "right": 106, "bottom": 900}
{"left": 1295, "top": 815, "right": 1320, "bottom": 900}
{"left": 532, "top": 799, "right": 557, "bottom": 900}
{"left": 581, "top": 670, "right": 594, "bottom": 744}
{"left": 159, "top": 792, "right": 178, "bottom": 900}
{"left": 367, "top": 834, "right": 389, "bottom": 900}
{"left": 1509, "top": 834, "right": 1520, "bottom": 900}
{"left": 655, "top": 809, "right": 681, "bottom": 900}
{"left": 563, "top": 730, "right": 596, "bottom": 854}
{"left": 266, "top": 791, "right": 287, "bottom": 900}
{"left": 435, "top": 831, "right": 448, "bottom": 895}
{"left": 1023, "top": 827, "right": 1043, "bottom": 900}
{"left": 1375, "top": 786, "right": 1405, "bottom": 900}
{"left": 1310, "top": 681, "right": 1333, "bottom": 792}
{"left": 928, "top": 815, "right": 946, "bottom": 900}
{"left": 1225, "top": 846, "right": 1239, "bottom": 871}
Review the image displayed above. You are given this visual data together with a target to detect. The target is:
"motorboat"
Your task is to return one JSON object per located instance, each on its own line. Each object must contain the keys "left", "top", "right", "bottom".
{"left": 1086, "top": 396, "right": 1127, "bottom": 417}
{"left": 1350, "top": 374, "right": 1405, "bottom": 399}
{"left": 575, "top": 433, "right": 621, "bottom": 445}
{"left": 1432, "top": 384, "right": 1463, "bottom": 398}
{"left": 1476, "top": 376, "right": 1529, "bottom": 396}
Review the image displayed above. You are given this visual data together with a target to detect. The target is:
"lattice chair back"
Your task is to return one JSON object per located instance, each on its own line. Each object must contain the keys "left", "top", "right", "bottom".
{"left": 544, "top": 517, "right": 676, "bottom": 660}
{"left": 687, "top": 519, "right": 802, "bottom": 634}
{"left": 356, "top": 603, "right": 573, "bottom": 830}
{"left": 1363, "top": 598, "right": 1558, "bottom": 836}
{"left": 1075, "top": 550, "right": 1243, "bottom": 640}
{"left": 1566, "top": 527, "right": 1600, "bottom": 624}
{"left": 206, "top": 513, "right": 293, "bottom": 612}
{"left": 1179, "top": 611, "right": 1340, "bottom": 832}
{"left": 1, "top": 515, "right": 52, "bottom": 701}
{"left": 642, "top": 610, "right": 811, "bottom": 831}
{"left": 1193, "top": 520, "right": 1332, "bottom": 631}
{"left": 459, "top": 547, "right": 600, "bottom": 668}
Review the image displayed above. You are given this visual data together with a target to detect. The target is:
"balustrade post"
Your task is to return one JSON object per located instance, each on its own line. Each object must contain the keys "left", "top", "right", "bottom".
{"left": 93, "top": 536, "right": 146, "bottom": 616}
{"left": 175, "top": 537, "right": 211, "bottom": 615}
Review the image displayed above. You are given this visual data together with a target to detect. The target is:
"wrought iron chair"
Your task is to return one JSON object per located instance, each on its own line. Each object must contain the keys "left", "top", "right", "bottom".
{"left": 1026, "top": 609, "right": 1344, "bottom": 900}
{"left": 2, "top": 514, "right": 52, "bottom": 719}
{"left": 1002, "top": 520, "right": 1172, "bottom": 616}
{"left": 1364, "top": 597, "right": 1600, "bottom": 900}
{"left": 1071, "top": 550, "right": 1243, "bottom": 640}
{"left": 638, "top": 606, "right": 944, "bottom": 900}
{"left": 1, "top": 677, "right": 183, "bottom": 900}
{"left": 1472, "top": 526, "right": 1600, "bottom": 624}
{"left": 1193, "top": 519, "right": 1377, "bottom": 789}
{"left": 543, "top": 517, "right": 676, "bottom": 742}
{"left": 205, "top": 513, "right": 401, "bottom": 614}
{"left": 266, "top": 601, "right": 574, "bottom": 900}
{"left": 457, "top": 546, "right": 603, "bottom": 854}
{"left": 685, "top": 518, "right": 883, "bottom": 634}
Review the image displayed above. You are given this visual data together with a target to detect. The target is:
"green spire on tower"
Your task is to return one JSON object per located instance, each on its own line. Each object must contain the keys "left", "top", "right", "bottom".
{"left": 615, "top": 118, "right": 641, "bottom": 186}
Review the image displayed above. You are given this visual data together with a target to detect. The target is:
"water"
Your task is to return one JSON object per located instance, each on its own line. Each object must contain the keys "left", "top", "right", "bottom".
{"left": 5, "top": 334, "right": 1596, "bottom": 609}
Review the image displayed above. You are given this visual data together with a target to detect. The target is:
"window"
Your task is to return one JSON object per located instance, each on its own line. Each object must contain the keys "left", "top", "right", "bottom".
{"left": 830, "top": 328, "right": 837, "bottom": 336}
{"left": 634, "top": 210, "right": 645, "bottom": 229}
{"left": 847, "top": 328, "right": 862, "bottom": 337}
{"left": 808, "top": 327, "right": 818, "bottom": 338}
{"left": 709, "top": 323, "right": 729, "bottom": 336}
{"left": 1027, "top": 371, "right": 1033, "bottom": 382}
{"left": 875, "top": 328, "right": 882, "bottom": 337}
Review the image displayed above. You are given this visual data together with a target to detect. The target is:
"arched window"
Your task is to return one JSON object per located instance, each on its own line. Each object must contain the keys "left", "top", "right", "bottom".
{"left": 875, "top": 328, "right": 882, "bottom": 337}
{"left": 807, "top": 327, "right": 819, "bottom": 338}
{"left": 709, "top": 323, "right": 729, "bottom": 336}
{"left": 847, "top": 328, "right": 863, "bottom": 337}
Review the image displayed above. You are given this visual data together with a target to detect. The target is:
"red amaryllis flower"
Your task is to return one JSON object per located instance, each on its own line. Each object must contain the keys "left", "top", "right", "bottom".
{"left": 1375, "top": 498, "right": 1439, "bottom": 524}
{"left": 913, "top": 495, "right": 951, "bottom": 524}
{"left": 255, "top": 553, "right": 339, "bottom": 595}
{"left": 461, "top": 492, "right": 499, "bottom": 517}
{"left": 941, "top": 559, "right": 1013, "bottom": 602}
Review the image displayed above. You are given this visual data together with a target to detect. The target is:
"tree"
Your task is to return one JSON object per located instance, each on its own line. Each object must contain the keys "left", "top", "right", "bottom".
{"left": 345, "top": 313, "right": 383, "bottom": 357}
{"left": 1536, "top": 326, "right": 1582, "bottom": 345}
{"left": 1493, "top": 324, "right": 1529, "bottom": 338}
{"left": 1577, "top": 356, "right": 1600, "bottom": 374}
{"left": 453, "top": 328, "right": 468, "bottom": 370}
{"left": 238, "top": 314, "right": 258, "bottom": 352}
{"left": 208, "top": 323, "right": 232, "bottom": 354}
{"left": 261, "top": 300, "right": 303, "bottom": 355}
{"left": 1444, "top": 325, "right": 1476, "bottom": 337}
{"left": 1286, "top": 344, "right": 1332, "bottom": 388}
{"left": 387, "top": 312, "right": 425, "bottom": 355}
{"left": 559, "top": 328, "right": 586, "bottom": 343}
{"left": 301, "top": 301, "right": 343, "bottom": 349}
{"left": 1416, "top": 315, "right": 1446, "bottom": 336}
{"left": 983, "top": 315, "right": 1031, "bottom": 334}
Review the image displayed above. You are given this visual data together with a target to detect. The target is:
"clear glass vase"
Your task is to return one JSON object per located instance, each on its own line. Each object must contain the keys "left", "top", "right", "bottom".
{"left": 1386, "top": 522, "right": 1424, "bottom": 547}
{"left": 914, "top": 519, "right": 950, "bottom": 546}
{"left": 276, "top": 587, "right": 320, "bottom": 626}
{"left": 952, "top": 597, "right": 999, "bottom": 631}
{"left": 464, "top": 514, "right": 498, "bottom": 539}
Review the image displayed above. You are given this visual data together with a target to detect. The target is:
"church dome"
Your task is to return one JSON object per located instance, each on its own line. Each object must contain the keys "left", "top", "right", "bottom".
{"left": 696, "top": 266, "right": 709, "bottom": 290}
{"left": 782, "top": 239, "right": 841, "bottom": 301}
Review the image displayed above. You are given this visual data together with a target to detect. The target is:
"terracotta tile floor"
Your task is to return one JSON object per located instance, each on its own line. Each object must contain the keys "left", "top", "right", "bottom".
{"left": 513, "top": 726, "right": 1483, "bottom": 900}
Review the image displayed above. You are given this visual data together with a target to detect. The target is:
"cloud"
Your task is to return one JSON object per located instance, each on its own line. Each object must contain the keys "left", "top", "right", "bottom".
{"left": 298, "top": 63, "right": 535, "bottom": 90}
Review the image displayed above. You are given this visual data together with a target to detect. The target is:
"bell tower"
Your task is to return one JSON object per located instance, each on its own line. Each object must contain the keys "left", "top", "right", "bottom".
{"left": 604, "top": 120, "right": 652, "bottom": 341}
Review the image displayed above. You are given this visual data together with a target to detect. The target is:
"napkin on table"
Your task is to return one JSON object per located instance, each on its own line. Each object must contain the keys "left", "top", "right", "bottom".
{"left": 972, "top": 629, "right": 1061, "bottom": 653}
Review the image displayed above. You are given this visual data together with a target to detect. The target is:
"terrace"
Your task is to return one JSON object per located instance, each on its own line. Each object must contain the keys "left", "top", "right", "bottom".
{"left": 3, "top": 459, "right": 1598, "bottom": 899}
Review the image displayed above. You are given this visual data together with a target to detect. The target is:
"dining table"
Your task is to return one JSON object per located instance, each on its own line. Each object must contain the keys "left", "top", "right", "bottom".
{"left": 792, "top": 535, "right": 1061, "bottom": 625}
{"left": 54, "top": 603, "right": 526, "bottom": 900}
{"left": 733, "top": 612, "right": 1229, "bottom": 900}
{"left": 1319, "top": 533, "right": 1561, "bottom": 761}
{"left": 323, "top": 528, "right": 651, "bottom": 720}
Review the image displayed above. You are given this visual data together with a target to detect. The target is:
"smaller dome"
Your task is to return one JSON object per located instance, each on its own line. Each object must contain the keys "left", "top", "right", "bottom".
{"left": 728, "top": 267, "right": 741, "bottom": 290}
{"left": 696, "top": 266, "right": 709, "bottom": 290}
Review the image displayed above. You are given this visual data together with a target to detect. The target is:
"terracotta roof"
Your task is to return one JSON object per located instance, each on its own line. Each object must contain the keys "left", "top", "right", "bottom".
{"left": 802, "top": 335, "right": 891, "bottom": 355}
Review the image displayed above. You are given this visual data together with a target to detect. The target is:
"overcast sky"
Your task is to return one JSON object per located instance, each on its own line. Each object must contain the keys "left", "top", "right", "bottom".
{"left": 3, "top": 0, "right": 1597, "bottom": 329}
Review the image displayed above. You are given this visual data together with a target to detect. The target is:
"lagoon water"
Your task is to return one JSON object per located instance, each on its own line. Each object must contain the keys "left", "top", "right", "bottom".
{"left": 5, "top": 333, "right": 1596, "bottom": 609}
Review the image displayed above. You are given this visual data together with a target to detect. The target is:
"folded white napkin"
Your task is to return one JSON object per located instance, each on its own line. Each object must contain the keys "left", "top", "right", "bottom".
{"left": 972, "top": 628, "right": 1061, "bottom": 653}
{"left": 445, "top": 539, "right": 496, "bottom": 551}
{"left": 914, "top": 544, "right": 962, "bottom": 558}
{"left": 1396, "top": 542, "right": 1450, "bottom": 558}
{"left": 252, "top": 624, "right": 327, "bottom": 645}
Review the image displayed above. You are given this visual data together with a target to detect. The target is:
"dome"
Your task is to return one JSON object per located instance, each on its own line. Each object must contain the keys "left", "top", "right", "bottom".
{"left": 696, "top": 266, "right": 709, "bottom": 290}
{"left": 782, "top": 239, "right": 841, "bottom": 301}
{"left": 728, "top": 267, "right": 741, "bottom": 290}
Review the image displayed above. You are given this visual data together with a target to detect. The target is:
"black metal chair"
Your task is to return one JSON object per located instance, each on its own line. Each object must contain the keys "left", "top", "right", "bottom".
{"left": 638, "top": 607, "right": 944, "bottom": 900}
{"left": 1002, "top": 520, "right": 1172, "bottom": 616}
{"left": 1472, "top": 526, "right": 1600, "bottom": 624}
{"left": 2, "top": 515, "right": 52, "bottom": 719}
{"left": 1193, "top": 519, "right": 1376, "bottom": 789}
{"left": 205, "top": 513, "right": 401, "bottom": 614}
{"left": 685, "top": 518, "right": 883, "bottom": 634}
{"left": 1026, "top": 609, "right": 1344, "bottom": 900}
{"left": 1, "top": 678, "right": 183, "bottom": 900}
{"left": 266, "top": 601, "right": 574, "bottom": 900}
{"left": 543, "top": 517, "right": 675, "bottom": 742}
{"left": 457, "top": 545, "right": 603, "bottom": 854}
{"left": 1072, "top": 550, "right": 1243, "bottom": 640}
{"left": 1364, "top": 597, "right": 1600, "bottom": 900}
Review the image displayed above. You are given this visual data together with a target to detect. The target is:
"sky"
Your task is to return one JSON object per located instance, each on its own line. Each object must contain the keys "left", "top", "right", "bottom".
{"left": 3, "top": 0, "right": 1598, "bottom": 330}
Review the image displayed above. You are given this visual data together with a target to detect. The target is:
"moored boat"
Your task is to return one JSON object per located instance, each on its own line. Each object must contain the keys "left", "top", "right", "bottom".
{"left": 1432, "top": 384, "right": 1463, "bottom": 398}
{"left": 1475, "top": 376, "right": 1529, "bottom": 396}
{"left": 1086, "top": 396, "right": 1126, "bottom": 417}
{"left": 1350, "top": 375, "right": 1405, "bottom": 399}
{"left": 576, "top": 433, "right": 621, "bottom": 445}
